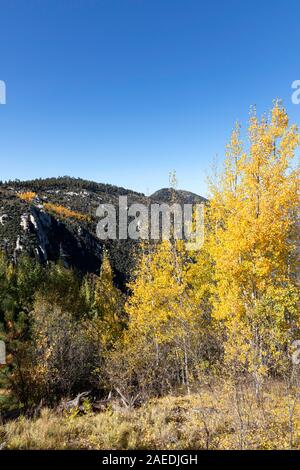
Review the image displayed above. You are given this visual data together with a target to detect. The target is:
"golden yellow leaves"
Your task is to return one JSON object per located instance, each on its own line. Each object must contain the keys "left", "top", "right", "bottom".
{"left": 17, "top": 191, "right": 36, "bottom": 202}
{"left": 206, "top": 101, "right": 300, "bottom": 380}
{"left": 44, "top": 202, "right": 90, "bottom": 222}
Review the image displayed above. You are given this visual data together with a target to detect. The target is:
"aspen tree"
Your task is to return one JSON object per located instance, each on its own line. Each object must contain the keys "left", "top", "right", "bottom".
{"left": 93, "top": 250, "right": 124, "bottom": 349}
{"left": 208, "top": 102, "right": 300, "bottom": 392}
{"left": 124, "top": 240, "right": 204, "bottom": 393}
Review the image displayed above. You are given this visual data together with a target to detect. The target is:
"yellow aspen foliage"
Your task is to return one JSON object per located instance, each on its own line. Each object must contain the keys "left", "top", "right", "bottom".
{"left": 44, "top": 202, "right": 90, "bottom": 221}
{"left": 123, "top": 240, "right": 210, "bottom": 392}
{"left": 93, "top": 250, "right": 124, "bottom": 349}
{"left": 125, "top": 241, "right": 191, "bottom": 341}
{"left": 208, "top": 101, "right": 300, "bottom": 388}
{"left": 17, "top": 191, "right": 36, "bottom": 202}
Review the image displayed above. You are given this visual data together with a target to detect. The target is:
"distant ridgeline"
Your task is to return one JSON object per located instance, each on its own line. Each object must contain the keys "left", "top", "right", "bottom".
{"left": 0, "top": 177, "right": 207, "bottom": 287}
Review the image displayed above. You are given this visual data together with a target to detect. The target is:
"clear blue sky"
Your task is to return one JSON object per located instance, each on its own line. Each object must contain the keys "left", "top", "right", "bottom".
{"left": 0, "top": 0, "right": 300, "bottom": 196}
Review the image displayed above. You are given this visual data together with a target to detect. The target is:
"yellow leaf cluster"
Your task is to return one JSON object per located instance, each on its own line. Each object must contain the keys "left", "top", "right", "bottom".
{"left": 17, "top": 191, "right": 37, "bottom": 202}
{"left": 44, "top": 202, "right": 90, "bottom": 221}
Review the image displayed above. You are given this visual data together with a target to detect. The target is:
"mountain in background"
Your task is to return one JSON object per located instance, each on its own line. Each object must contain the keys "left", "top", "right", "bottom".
{"left": 0, "top": 177, "right": 207, "bottom": 287}
{"left": 151, "top": 188, "right": 207, "bottom": 205}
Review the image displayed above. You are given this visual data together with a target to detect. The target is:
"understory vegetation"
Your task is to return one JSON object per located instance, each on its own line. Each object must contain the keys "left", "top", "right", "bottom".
{"left": 0, "top": 102, "right": 299, "bottom": 449}
{"left": 2, "top": 381, "right": 300, "bottom": 450}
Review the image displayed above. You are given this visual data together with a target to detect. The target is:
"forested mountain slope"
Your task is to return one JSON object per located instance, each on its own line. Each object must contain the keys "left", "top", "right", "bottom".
{"left": 0, "top": 177, "right": 205, "bottom": 284}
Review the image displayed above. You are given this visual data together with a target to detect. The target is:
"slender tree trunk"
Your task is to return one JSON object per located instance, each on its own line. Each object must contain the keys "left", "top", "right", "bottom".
{"left": 183, "top": 338, "right": 190, "bottom": 394}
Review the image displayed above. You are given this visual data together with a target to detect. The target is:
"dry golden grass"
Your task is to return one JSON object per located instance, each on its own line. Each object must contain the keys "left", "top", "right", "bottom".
{"left": 1, "top": 380, "right": 300, "bottom": 450}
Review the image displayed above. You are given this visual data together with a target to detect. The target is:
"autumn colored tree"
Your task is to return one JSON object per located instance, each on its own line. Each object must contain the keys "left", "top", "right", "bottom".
{"left": 44, "top": 202, "right": 90, "bottom": 221}
{"left": 17, "top": 191, "right": 36, "bottom": 202}
{"left": 208, "top": 101, "right": 300, "bottom": 392}
{"left": 92, "top": 250, "right": 124, "bottom": 350}
{"left": 107, "top": 239, "right": 213, "bottom": 399}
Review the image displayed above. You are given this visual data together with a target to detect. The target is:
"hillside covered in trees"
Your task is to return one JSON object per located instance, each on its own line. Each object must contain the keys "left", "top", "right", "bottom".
{"left": 0, "top": 176, "right": 205, "bottom": 287}
{"left": 0, "top": 102, "right": 299, "bottom": 449}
